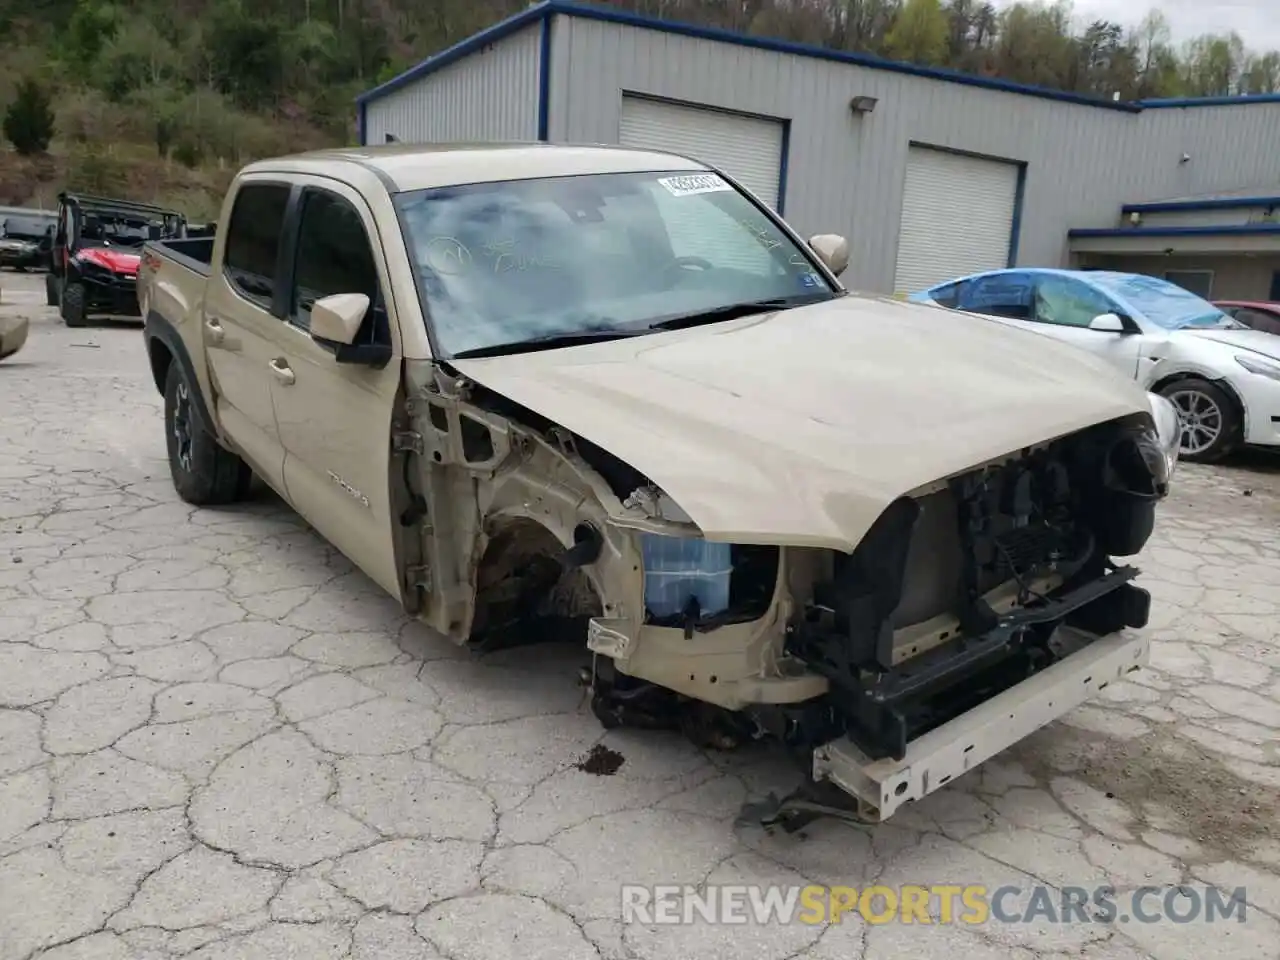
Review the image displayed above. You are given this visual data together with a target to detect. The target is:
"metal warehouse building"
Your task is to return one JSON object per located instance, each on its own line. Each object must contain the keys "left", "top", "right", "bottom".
{"left": 357, "top": 0, "right": 1280, "bottom": 300}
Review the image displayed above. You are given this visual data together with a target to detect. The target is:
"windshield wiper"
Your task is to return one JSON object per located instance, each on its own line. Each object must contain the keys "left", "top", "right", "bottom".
{"left": 451, "top": 327, "right": 643, "bottom": 359}
{"left": 646, "top": 294, "right": 830, "bottom": 332}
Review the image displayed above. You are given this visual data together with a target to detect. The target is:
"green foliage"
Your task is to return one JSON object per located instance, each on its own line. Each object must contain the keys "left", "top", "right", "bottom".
{"left": 885, "top": 0, "right": 948, "bottom": 66}
{"left": 65, "top": 143, "right": 130, "bottom": 193}
{"left": 3, "top": 77, "right": 55, "bottom": 154}
{"left": 64, "top": 0, "right": 120, "bottom": 65}
{"left": 0, "top": 0, "right": 1277, "bottom": 212}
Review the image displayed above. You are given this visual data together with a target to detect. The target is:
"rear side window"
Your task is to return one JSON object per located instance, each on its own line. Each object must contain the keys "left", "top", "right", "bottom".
{"left": 956, "top": 272, "right": 1035, "bottom": 320}
{"left": 223, "top": 184, "right": 290, "bottom": 309}
{"left": 929, "top": 281, "right": 961, "bottom": 307}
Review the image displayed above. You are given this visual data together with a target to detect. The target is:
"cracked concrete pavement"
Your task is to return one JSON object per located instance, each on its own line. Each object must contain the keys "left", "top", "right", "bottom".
{"left": 1, "top": 269, "right": 1279, "bottom": 960}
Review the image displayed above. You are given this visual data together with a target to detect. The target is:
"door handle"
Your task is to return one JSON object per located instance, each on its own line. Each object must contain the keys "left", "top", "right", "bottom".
{"left": 204, "top": 317, "right": 225, "bottom": 346}
{"left": 269, "top": 358, "right": 296, "bottom": 385}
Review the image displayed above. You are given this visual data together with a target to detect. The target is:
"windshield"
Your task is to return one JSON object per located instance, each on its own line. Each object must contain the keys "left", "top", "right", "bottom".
{"left": 1, "top": 217, "right": 50, "bottom": 240}
{"left": 394, "top": 170, "right": 836, "bottom": 356}
{"left": 1087, "top": 273, "right": 1244, "bottom": 330}
{"left": 82, "top": 215, "right": 152, "bottom": 249}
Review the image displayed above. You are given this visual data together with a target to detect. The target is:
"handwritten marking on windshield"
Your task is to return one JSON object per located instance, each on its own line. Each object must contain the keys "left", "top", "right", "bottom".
{"left": 736, "top": 218, "right": 783, "bottom": 251}
{"left": 424, "top": 236, "right": 472, "bottom": 275}
{"left": 482, "top": 238, "right": 559, "bottom": 273}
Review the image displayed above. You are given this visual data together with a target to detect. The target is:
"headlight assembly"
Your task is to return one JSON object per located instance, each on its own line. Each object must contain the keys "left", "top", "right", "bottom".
{"left": 1146, "top": 392, "right": 1180, "bottom": 482}
{"left": 1236, "top": 353, "right": 1280, "bottom": 383}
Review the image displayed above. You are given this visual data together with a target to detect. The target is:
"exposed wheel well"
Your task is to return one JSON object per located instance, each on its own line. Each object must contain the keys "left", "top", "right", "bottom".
{"left": 147, "top": 337, "right": 173, "bottom": 396}
{"left": 469, "top": 517, "right": 602, "bottom": 648}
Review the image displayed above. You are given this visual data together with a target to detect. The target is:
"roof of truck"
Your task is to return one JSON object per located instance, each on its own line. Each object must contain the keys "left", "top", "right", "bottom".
{"left": 240, "top": 142, "right": 710, "bottom": 193}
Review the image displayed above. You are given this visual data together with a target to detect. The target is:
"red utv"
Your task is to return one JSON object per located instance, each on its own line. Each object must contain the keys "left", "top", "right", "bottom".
{"left": 47, "top": 193, "right": 188, "bottom": 327}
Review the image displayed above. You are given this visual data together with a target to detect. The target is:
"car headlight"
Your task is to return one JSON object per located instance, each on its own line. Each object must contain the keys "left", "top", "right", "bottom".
{"left": 1147, "top": 392, "right": 1180, "bottom": 480}
{"left": 1236, "top": 353, "right": 1280, "bottom": 382}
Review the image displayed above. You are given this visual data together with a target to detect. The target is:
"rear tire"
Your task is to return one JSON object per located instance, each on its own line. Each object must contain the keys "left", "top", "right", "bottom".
{"left": 1158, "top": 377, "right": 1240, "bottom": 464}
{"left": 163, "top": 362, "right": 252, "bottom": 505}
{"left": 60, "top": 282, "right": 88, "bottom": 327}
{"left": 45, "top": 272, "right": 59, "bottom": 306}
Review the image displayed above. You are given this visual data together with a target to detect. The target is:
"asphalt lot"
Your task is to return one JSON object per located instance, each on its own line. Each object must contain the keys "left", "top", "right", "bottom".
{"left": 1, "top": 268, "right": 1279, "bottom": 960}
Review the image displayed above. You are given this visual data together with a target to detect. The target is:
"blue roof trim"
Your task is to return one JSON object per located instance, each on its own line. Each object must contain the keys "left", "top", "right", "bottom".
{"left": 1069, "top": 224, "right": 1280, "bottom": 239}
{"left": 357, "top": 4, "right": 550, "bottom": 105}
{"left": 356, "top": 1, "right": 1280, "bottom": 113}
{"left": 1122, "top": 196, "right": 1280, "bottom": 214}
{"left": 1138, "top": 93, "right": 1280, "bottom": 108}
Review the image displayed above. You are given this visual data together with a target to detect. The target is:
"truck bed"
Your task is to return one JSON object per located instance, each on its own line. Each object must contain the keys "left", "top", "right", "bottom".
{"left": 145, "top": 237, "right": 214, "bottom": 277}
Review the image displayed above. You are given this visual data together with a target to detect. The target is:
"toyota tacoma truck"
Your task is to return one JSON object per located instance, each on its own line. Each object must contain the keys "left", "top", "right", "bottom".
{"left": 137, "top": 143, "right": 1180, "bottom": 826}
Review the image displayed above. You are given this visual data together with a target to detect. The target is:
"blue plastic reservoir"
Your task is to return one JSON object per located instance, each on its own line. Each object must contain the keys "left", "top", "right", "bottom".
{"left": 640, "top": 535, "right": 732, "bottom": 619}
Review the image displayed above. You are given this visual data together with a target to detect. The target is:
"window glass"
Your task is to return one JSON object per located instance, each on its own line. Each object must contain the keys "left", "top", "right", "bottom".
{"left": 955, "top": 273, "right": 1035, "bottom": 320}
{"left": 1032, "top": 274, "right": 1115, "bottom": 327}
{"left": 1, "top": 217, "right": 50, "bottom": 240}
{"left": 1235, "top": 307, "right": 1280, "bottom": 335}
{"left": 928, "top": 281, "right": 961, "bottom": 308}
{"left": 291, "top": 190, "right": 388, "bottom": 344}
{"left": 223, "top": 183, "right": 290, "bottom": 308}
{"left": 394, "top": 170, "right": 832, "bottom": 357}
{"left": 1087, "top": 272, "right": 1240, "bottom": 330}
{"left": 1163, "top": 269, "right": 1213, "bottom": 299}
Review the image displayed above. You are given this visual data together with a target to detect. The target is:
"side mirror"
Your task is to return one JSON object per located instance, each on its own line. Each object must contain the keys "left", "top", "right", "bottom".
{"left": 1088, "top": 312, "right": 1127, "bottom": 333}
{"left": 310, "top": 293, "right": 370, "bottom": 346}
{"left": 808, "top": 234, "right": 849, "bottom": 277}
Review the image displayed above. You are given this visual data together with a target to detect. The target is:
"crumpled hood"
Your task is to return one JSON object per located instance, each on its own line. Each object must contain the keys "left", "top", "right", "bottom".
{"left": 452, "top": 294, "right": 1152, "bottom": 552}
{"left": 1184, "top": 326, "right": 1280, "bottom": 361}
{"left": 77, "top": 247, "right": 141, "bottom": 274}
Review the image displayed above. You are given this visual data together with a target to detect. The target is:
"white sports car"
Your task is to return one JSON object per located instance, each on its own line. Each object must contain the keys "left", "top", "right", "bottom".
{"left": 911, "top": 268, "right": 1280, "bottom": 463}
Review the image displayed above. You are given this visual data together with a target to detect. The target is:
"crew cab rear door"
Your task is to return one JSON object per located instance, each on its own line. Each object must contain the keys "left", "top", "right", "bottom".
{"left": 268, "top": 177, "right": 404, "bottom": 599}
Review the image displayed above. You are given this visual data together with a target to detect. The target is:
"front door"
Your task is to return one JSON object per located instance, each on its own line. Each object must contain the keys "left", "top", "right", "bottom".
{"left": 269, "top": 179, "right": 403, "bottom": 599}
{"left": 200, "top": 178, "right": 293, "bottom": 493}
{"left": 1025, "top": 273, "right": 1143, "bottom": 380}
{"left": 956, "top": 272, "right": 1141, "bottom": 380}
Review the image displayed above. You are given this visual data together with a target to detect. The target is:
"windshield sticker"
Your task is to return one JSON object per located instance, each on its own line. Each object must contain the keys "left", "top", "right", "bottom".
{"left": 657, "top": 174, "right": 732, "bottom": 197}
{"left": 799, "top": 272, "right": 821, "bottom": 288}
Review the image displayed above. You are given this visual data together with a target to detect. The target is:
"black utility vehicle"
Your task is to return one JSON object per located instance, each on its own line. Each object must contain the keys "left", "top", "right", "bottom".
{"left": 0, "top": 214, "right": 54, "bottom": 271}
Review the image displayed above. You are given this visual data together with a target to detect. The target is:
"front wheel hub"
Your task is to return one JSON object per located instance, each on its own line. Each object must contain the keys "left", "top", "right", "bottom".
{"left": 1167, "top": 389, "right": 1222, "bottom": 456}
{"left": 172, "top": 382, "right": 194, "bottom": 471}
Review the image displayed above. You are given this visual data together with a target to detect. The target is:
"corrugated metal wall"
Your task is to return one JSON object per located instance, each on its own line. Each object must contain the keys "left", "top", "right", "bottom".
{"left": 366, "top": 12, "right": 1280, "bottom": 295}
{"left": 363, "top": 25, "right": 543, "bottom": 144}
{"left": 546, "top": 16, "right": 1280, "bottom": 294}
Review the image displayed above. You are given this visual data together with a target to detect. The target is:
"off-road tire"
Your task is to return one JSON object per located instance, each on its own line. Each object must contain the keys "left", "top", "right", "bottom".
{"left": 1157, "top": 377, "right": 1240, "bottom": 465}
{"left": 45, "top": 272, "right": 59, "bottom": 306}
{"left": 60, "top": 282, "right": 88, "bottom": 327}
{"left": 163, "top": 362, "right": 252, "bottom": 505}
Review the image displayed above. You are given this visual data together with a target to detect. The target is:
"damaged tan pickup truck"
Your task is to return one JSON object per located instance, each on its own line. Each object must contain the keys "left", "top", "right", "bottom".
{"left": 138, "top": 142, "right": 1181, "bottom": 827}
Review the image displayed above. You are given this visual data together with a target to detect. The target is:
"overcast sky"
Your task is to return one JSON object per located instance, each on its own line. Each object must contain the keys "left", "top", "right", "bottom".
{"left": 996, "top": 1, "right": 1280, "bottom": 52}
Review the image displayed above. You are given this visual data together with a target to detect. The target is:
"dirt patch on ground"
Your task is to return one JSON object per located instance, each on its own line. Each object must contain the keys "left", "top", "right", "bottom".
{"left": 1015, "top": 724, "right": 1278, "bottom": 861}
{"left": 576, "top": 744, "right": 626, "bottom": 776}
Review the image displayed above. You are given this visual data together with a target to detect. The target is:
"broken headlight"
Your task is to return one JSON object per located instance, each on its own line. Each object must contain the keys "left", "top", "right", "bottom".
{"left": 1146, "top": 392, "right": 1180, "bottom": 482}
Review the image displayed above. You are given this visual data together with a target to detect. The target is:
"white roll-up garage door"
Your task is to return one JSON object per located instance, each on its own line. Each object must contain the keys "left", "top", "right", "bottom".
{"left": 892, "top": 146, "right": 1019, "bottom": 295}
{"left": 619, "top": 95, "right": 784, "bottom": 209}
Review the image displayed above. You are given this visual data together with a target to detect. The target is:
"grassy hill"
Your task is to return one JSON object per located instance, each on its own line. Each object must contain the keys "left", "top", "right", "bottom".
{"left": 2, "top": 0, "right": 1275, "bottom": 221}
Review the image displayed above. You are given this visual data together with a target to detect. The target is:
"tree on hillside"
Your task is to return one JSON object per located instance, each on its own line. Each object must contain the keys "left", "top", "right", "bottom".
{"left": 3, "top": 77, "right": 55, "bottom": 154}
{"left": 884, "top": 0, "right": 948, "bottom": 66}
